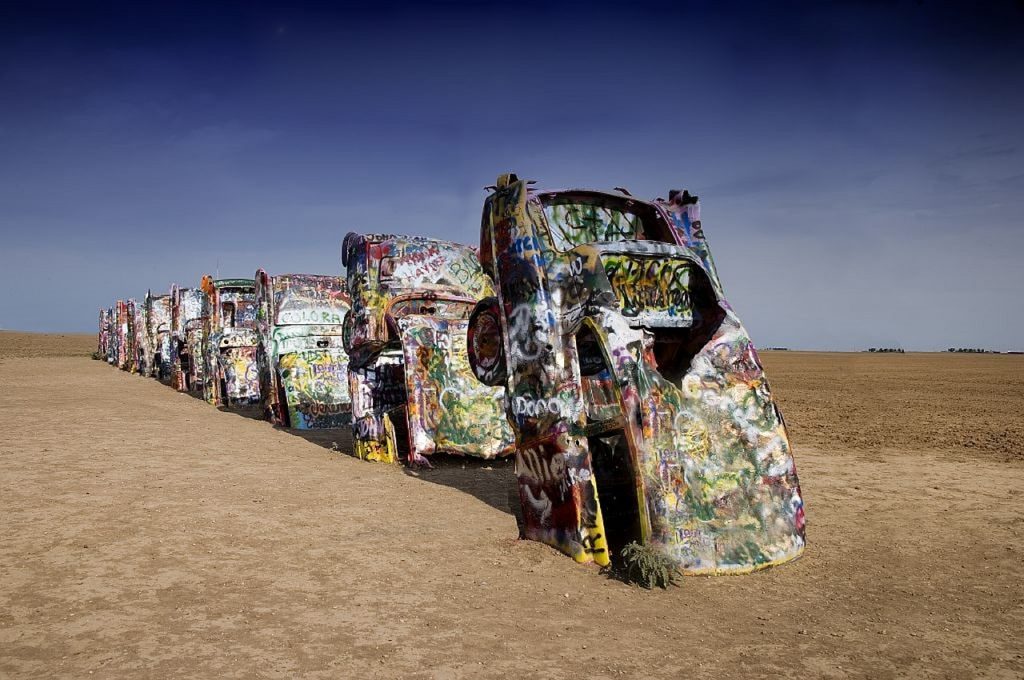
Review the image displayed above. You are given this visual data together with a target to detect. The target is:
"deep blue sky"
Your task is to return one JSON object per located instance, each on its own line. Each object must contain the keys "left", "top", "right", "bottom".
{"left": 1, "top": 1, "right": 1022, "bottom": 350}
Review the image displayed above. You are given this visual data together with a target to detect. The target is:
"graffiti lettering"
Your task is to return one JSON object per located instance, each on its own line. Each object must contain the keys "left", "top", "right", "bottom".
{"left": 580, "top": 533, "right": 606, "bottom": 556}
{"left": 512, "top": 395, "right": 566, "bottom": 418}
{"left": 603, "top": 256, "right": 693, "bottom": 321}
{"left": 278, "top": 309, "right": 344, "bottom": 325}
{"left": 298, "top": 401, "right": 350, "bottom": 417}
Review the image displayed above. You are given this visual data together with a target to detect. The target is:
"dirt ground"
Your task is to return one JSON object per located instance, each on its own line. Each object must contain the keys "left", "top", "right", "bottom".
{"left": 0, "top": 334, "right": 1021, "bottom": 678}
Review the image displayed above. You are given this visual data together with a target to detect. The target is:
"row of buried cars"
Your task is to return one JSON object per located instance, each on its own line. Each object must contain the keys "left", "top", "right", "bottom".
{"left": 96, "top": 175, "right": 806, "bottom": 576}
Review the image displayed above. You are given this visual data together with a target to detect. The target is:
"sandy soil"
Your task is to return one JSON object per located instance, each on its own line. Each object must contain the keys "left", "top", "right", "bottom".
{"left": 761, "top": 351, "right": 1024, "bottom": 463}
{"left": 0, "top": 331, "right": 95, "bottom": 359}
{"left": 0, "top": 335, "right": 1021, "bottom": 678}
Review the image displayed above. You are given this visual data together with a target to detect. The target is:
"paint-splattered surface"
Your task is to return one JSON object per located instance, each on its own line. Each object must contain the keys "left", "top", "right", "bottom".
{"left": 255, "top": 273, "right": 352, "bottom": 429}
{"left": 145, "top": 295, "right": 172, "bottom": 380}
{"left": 170, "top": 288, "right": 207, "bottom": 392}
{"left": 202, "top": 279, "right": 260, "bottom": 406}
{"left": 343, "top": 234, "right": 514, "bottom": 462}
{"left": 399, "top": 316, "right": 514, "bottom": 459}
{"left": 1, "top": 343, "right": 1021, "bottom": 678}
{"left": 479, "top": 180, "right": 803, "bottom": 573}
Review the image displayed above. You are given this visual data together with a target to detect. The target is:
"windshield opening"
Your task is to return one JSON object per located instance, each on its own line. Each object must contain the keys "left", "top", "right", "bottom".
{"left": 541, "top": 195, "right": 674, "bottom": 252}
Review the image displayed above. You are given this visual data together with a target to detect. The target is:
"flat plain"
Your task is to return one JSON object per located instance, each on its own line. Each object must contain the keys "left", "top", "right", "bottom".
{"left": 1, "top": 331, "right": 1021, "bottom": 678}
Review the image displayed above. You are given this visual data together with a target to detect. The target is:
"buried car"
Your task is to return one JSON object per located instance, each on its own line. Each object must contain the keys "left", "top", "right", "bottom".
{"left": 145, "top": 290, "right": 174, "bottom": 381}
{"left": 255, "top": 272, "right": 352, "bottom": 429}
{"left": 115, "top": 299, "right": 136, "bottom": 372}
{"left": 132, "top": 300, "right": 149, "bottom": 375}
{"left": 467, "top": 174, "right": 805, "bottom": 575}
{"left": 341, "top": 233, "right": 515, "bottom": 465}
{"left": 200, "top": 276, "right": 260, "bottom": 406}
{"left": 98, "top": 307, "right": 113, "bottom": 361}
{"left": 112, "top": 300, "right": 127, "bottom": 367}
{"left": 170, "top": 285, "right": 209, "bottom": 393}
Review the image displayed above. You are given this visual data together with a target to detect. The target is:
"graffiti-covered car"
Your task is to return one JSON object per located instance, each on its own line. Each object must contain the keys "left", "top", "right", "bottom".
{"left": 467, "top": 174, "right": 805, "bottom": 575}
{"left": 132, "top": 299, "right": 149, "bottom": 375}
{"left": 200, "top": 276, "right": 260, "bottom": 406}
{"left": 255, "top": 272, "right": 352, "bottom": 429}
{"left": 116, "top": 299, "right": 137, "bottom": 372}
{"left": 170, "top": 286, "right": 208, "bottom": 393}
{"left": 97, "top": 307, "right": 113, "bottom": 361}
{"left": 112, "top": 300, "right": 127, "bottom": 367}
{"left": 341, "top": 233, "right": 515, "bottom": 465}
{"left": 145, "top": 291, "right": 173, "bottom": 381}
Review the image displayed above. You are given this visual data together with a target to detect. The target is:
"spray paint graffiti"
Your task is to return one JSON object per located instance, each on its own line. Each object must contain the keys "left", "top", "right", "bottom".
{"left": 200, "top": 276, "right": 261, "bottom": 406}
{"left": 467, "top": 175, "right": 805, "bottom": 575}
{"left": 170, "top": 286, "right": 208, "bottom": 392}
{"left": 111, "top": 301, "right": 126, "bottom": 367}
{"left": 144, "top": 291, "right": 173, "bottom": 380}
{"left": 97, "top": 307, "right": 113, "bottom": 361}
{"left": 114, "top": 299, "right": 138, "bottom": 372}
{"left": 132, "top": 301, "right": 149, "bottom": 375}
{"left": 341, "top": 233, "right": 515, "bottom": 465}
{"left": 254, "top": 271, "right": 352, "bottom": 429}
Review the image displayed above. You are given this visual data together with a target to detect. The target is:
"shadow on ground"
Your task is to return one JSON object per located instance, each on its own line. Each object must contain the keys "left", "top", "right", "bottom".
{"left": 167, "top": 379, "right": 525, "bottom": 527}
{"left": 175, "top": 384, "right": 266, "bottom": 422}
{"left": 276, "top": 419, "right": 523, "bottom": 525}
{"left": 404, "top": 455, "right": 522, "bottom": 527}
{"left": 284, "top": 426, "right": 355, "bottom": 454}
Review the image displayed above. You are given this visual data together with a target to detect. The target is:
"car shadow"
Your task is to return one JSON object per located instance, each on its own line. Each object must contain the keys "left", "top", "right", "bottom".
{"left": 404, "top": 455, "right": 522, "bottom": 526}
{"left": 177, "top": 387, "right": 266, "bottom": 421}
{"left": 273, "top": 426, "right": 521, "bottom": 525}
{"left": 167, "top": 381, "right": 524, "bottom": 529}
{"left": 214, "top": 403, "right": 265, "bottom": 421}
{"left": 284, "top": 426, "right": 355, "bottom": 454}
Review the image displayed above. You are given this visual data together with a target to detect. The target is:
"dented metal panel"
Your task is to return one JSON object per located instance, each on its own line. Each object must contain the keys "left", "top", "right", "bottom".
{"left": 469, "top": 175, "right": 805, "bottom": 575}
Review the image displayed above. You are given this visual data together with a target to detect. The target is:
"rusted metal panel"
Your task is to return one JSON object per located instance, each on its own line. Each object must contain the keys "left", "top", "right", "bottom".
{"left": 468, "top": 175, "right": 805, "bottom": 575}
{"left": 342, "top": 233, "right": 515, "bottom": 465}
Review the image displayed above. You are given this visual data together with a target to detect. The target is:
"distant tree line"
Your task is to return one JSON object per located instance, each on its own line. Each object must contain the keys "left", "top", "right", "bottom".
{"left": 947, "top": 348, "right": 996, "bottom": 353}
{"left": 867, "top": 347, "right": 905, "bottom": 353}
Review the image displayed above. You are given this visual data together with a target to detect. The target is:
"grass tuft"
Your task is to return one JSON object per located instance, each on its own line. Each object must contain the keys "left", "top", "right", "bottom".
{"left": 618, "top": 542, "right": 680, "bottom": 589}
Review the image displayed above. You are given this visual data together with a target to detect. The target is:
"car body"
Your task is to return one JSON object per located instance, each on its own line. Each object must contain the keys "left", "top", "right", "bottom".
{"left": 341, "top": 232, "right": 515, "bottom": 465}
{"left": 467, "top": 174, "right": 805, "bottom": 575}
{"left": 115, "top": 299, "right": 137, "bottom": 372}
{"left": 255, "top": 272, "right": 352, "bottom": 429}
{"left": 111, "top": 301, "right": 126, "bottom": 366}
{"left": 170, "top": 286, "right": 208, "bottom": 393}
{"left": 145, "top": 291, "right": 174, "bottom": 381}
{"left": 132, "top": 300, "right": 149, "bottom": 375}
{"left": 97, "top": 307, "right": 113, "bottom": 360}
{"left": 200, "top": 276, "right": 260, "bottom": 406}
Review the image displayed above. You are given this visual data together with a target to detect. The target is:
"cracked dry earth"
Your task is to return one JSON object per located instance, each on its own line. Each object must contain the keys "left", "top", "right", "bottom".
{"left": 0, "top": 333, "right": 1022, "bottom": 678}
